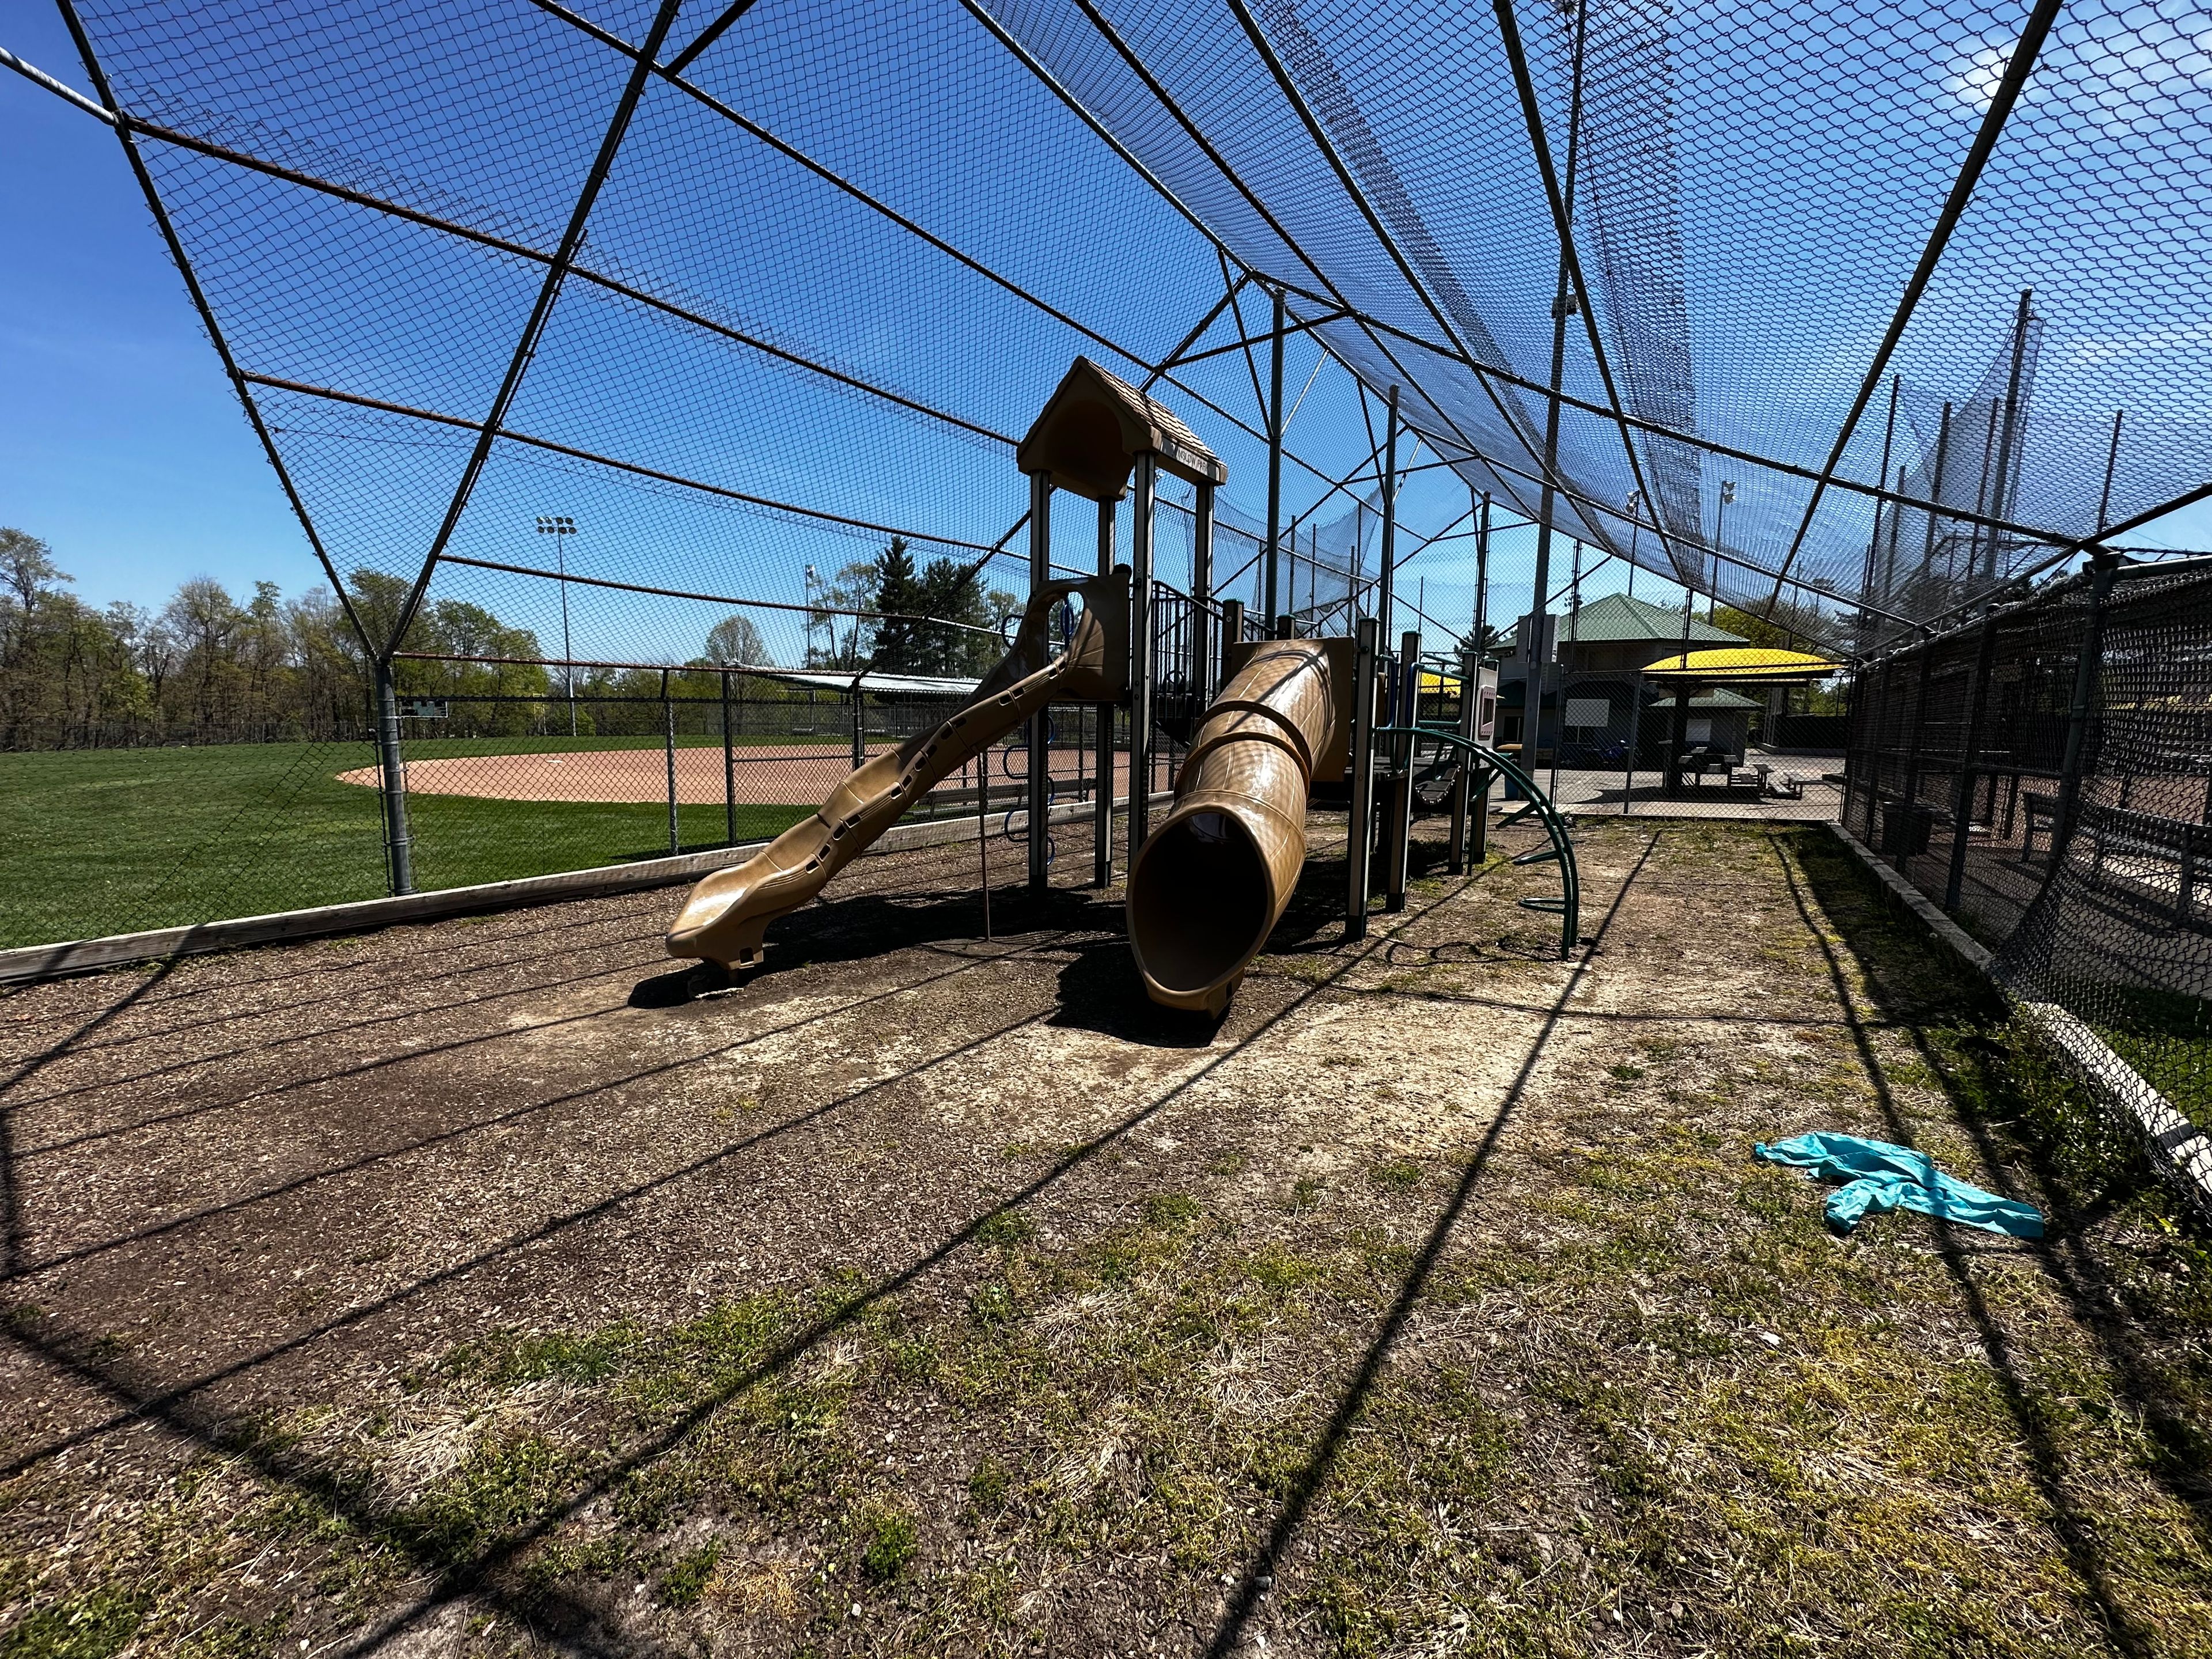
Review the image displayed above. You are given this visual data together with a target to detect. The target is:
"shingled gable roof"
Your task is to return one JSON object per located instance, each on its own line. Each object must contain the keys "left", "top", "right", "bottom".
{"left": 1560, "top": 592, "right": 1746, "bottom": 646}
{"left": 1016, "top": 356, "right": 1228, "bottom": 501}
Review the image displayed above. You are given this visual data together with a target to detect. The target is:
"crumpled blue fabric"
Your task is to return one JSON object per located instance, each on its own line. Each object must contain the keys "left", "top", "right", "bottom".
{"left": 1753, "top": 1132, "right": 2044, "bottom": 1238}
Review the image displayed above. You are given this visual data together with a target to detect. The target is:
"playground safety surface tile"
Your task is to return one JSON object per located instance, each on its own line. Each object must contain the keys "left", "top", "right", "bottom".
{"left": 1, "top": 816, "right": 2209, "bottom": 1657}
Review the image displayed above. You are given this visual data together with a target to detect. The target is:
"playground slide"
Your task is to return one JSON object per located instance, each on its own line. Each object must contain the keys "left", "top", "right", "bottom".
{"left": 1126, "top": 639, "right": 1337, "bottom": 1015}
{"left": 665, "top": 570, "right": 1127, "bottom": 969}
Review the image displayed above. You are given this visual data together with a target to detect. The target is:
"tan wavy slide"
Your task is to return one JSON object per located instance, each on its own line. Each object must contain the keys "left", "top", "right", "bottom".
{"left": 665, "top": 570, "right": 1128, "bottom": 969}
{"left": 1126, "top": 638, "right": 1338, "bottom": 1016}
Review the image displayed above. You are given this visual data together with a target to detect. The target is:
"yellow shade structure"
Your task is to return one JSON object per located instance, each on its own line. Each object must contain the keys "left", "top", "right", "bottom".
{"left": 1641, "top": 646, "right": 1842, "bottom": 683}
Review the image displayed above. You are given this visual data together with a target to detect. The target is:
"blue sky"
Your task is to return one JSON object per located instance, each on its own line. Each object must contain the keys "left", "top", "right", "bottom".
{"left": 6, "top": 0, "right": 2204, "bottom": 646}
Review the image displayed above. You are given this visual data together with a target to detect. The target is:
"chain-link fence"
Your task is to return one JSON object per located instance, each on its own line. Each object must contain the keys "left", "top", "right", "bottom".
{"left": 1844, "top": 555, "right": 2212, "bottom": 1135}
{"left": 0, "top": 654, "right": 1175, "bottom": 951}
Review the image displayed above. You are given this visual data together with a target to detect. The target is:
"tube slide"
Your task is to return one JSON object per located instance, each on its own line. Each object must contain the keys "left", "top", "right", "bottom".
{"left": 1126, "top": 639, "right": 1336, "bottom": 1015}
{"left": 665, "top": 570, "right": 1127, "bottom": 969}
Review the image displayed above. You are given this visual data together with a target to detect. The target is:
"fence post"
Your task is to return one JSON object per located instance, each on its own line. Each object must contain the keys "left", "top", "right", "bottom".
{"left": 1029, "top": 468, "right": 1055, "bottom": 892}
{"left": 1623, "top": 669, "right": 1642, "bottom": 816}
{"left": 373, "top": 661, "right": 413, "bottom": 896}
{"left": 2051, "top": 551, "right": 2122, "bottom": 870}
{"left": 1128, "top": 454, "right": 1157, "bottom": 859}
{"left": 1347, "top": 615, "right": 1378, "bottom": 938}
{"left": 1095, "top": 493, "right": 1116, "bottom": 888}
{"left": 721, "top": 669, "right": 737, "bottom": 847}
{"left": 1896, "top": 644, "right": 1937, "bottom": 869}
{"left": 1944, "top": 611, "right": 2002, "bottom": 910}
{"left": 664, "top": 670, "right": 680, "bottom": 857}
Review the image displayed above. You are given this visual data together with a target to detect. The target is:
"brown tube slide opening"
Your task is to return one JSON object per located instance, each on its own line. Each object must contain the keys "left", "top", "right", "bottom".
{"left": 1127, "top": 809, "right": 1274, "bottom": 998}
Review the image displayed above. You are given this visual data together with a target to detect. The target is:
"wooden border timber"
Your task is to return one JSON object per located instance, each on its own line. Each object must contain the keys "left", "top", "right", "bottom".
{"left": 1827, "top": 821, "right": 2212, "bottom": 1228}
{"left": 0, "top": 793, "right": 1172, "bottom": 987}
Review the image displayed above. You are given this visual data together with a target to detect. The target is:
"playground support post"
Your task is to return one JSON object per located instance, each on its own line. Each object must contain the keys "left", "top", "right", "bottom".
{"left": 1944, "top": 610, "right": 2001, "bottom": 910}
{"left": 1130, "top": 452, "right": 1158, "bottom": 857}
{"left": 1346, "top": 615, "right": 1379, "bottom": 939}
{"left": 1448, "top": 642, "right": 1476, "bottom": 872}
{"left": 374, "top": 661, "right": 413, "bottom": 896}
{"left": 1094, "top": 492, "right": 1115, "bottom": 887}
{"left": 1384, "top": 628, "right": 1419, "bottom": 911}
{"left": 720, "top": 668, "right": 737, "bottom": 846}
{"left": 663, "top": 670, "right": 679, "bottom": 857}
{"left": 1028, "top": 469, "right": 1052, "bottom": 893}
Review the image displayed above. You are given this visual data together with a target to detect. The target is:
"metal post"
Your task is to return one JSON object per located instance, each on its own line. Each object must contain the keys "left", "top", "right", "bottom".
{"left": 1968, "top": 396, "right": 2001, "bottom": 581}
{"left": 1193, "top": 480, "right": 1215, "bottom": 699}
{"left": 1474, "top": 489, "right": 1491, "bottom": 652}
{"left": 2096, "top": 410, "right": 2124, "bottom": 533}
{"left": 1029, "top": 469, "right": 1053, "bottom": 893}
{"left": 1378, "top": 385, "right": 1400, "bottom": 642}
{"left": 2051, "top": 551, "right": 2122, "bottom": 870}
{"left": 850, "top": 685, "right": 864, "bottom": 772}
{"left": 1347, "top": 615, "right": 1379, "bottom": 938}
{"left": 976, "top": 754, "right": 992, "bottom": 941}
{"left": 1922, "top": 401, "right": 1953, "bottom": 579}
{"left": 1897, "top": 644, "right": 1938, "bottom": 869}
{"left": 664, "top": 671, "right": 680, "bottom": 856}
{"left": 1385, "top": 628, "right": 1419, "bottom": 911}
{"left": 1130, "top": 452, "right": 1157, "bottom": 856}
{"left": 721, "top": 668, "right": 737, "bottom": 846}
{"left": 1987, "top": 287, "right": 2034, "bottom": 578}
{"left": 1448, "top": 643, "right": 1476, "bottom": 872}
{"left": 1944, "top": 611, "right": 2001, "bottom": 910}
{"left": 1264, "top": 289, "right": 1285, "bottom": 632}
{"left": 373, "top": 661, "right": 413, "bottom": 896}
{"left": 1623, "top": 667, "right": 1642, "bottom": 815}
{"left": 1094, "top": 491, "right": 1115, "bottom": 887}
{"left": 1859, "top": 376, "right": 1900, "bottom": 641}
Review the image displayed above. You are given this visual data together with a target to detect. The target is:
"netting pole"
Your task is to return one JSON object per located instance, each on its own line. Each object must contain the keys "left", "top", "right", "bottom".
{"left": 1378, "top": 385, "right": 1400, "bottom": 643}
{"left": 1094, "top": 493, "right": 1115, "bottom": 887}
{"left": 1264, "top": 289, "right": 1285, "bottom": 632}
{"left": 1944, "top": 611, "right": 2001, "bottom": 910}
{"left": 664, "top": 670, "right": 680, "bottom": 857}
{"left": 1897, "top": 645, "right": 1937, "bottom": 869}
{"left": 721, "top": 669, "right": 737, "bottom": 846}
{"left": 1449, "top": 642, "right": 1476, "bottom": 872}
{"left": 1130, "top": 453, "right": 1158, "bottom": 857}
{"left": 1385, "top": 629, "right": 1419, "bottom": 912}
{"left": 1194, "top": 480, "right": 1215, "bottom": 697}
{"left": 2096, "top": 411, "right": 2125, "bottom": 533}
{"left": 1623, "top": 669, "right": 1642, "bottom": 816}
{"left": 373, "top": 662, "right": 412, "bottom": 896}
{"left": 1988, "top": 288, "right": 2035, "bottom": 578}
{"left": 1921, "top": 403, "right": 1954, "bottom": 581}
{"left": 1029, "top": 470, "right": 1054, "bottom": 893}
{"left": 1347, "top": 616, "right": 1379, "bottom": 938}
{"left": 1858, "top": 377, "right": 1900, "bottom": 642}
{"left": 2051, "top": 552, "right": 2122, "bottom": 870}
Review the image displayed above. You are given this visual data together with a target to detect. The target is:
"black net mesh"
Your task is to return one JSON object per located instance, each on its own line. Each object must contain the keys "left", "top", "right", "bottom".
{"left": 20, "top": 0, "right": 2212, "bottom": 944}
{"left": 1845, "top": 558, "right": 2212, "bottom": 1136}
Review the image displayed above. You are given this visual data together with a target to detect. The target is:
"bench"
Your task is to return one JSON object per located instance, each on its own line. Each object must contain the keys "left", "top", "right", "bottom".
{"left": 2021, "top": 791, "right": 2058, "bottom": 861}
{"left": 2079, "top": 801, "right": 2212, "bottom": 927}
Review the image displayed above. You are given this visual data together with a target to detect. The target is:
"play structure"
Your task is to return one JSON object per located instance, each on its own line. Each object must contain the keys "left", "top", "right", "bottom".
{"left": 667, "top": 359, "right": 1578, "bottom": 1006}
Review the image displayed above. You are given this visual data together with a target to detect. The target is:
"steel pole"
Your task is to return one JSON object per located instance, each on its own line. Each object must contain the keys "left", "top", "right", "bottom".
{"left": 1264, "top": 289, "right": 1285, "bottom": 632}
{"left": 1944, "top": 611, "right": 2001, "bottom": 910}
{"left": 721, "top": 668, "right": 737, "bottom": 846}
{"left": 1378, "top": 385, "right": 1400, "bottom": 642}
{"left": 664, "top": 671, "right": 680, "bottom": 855}
{"left": 1347, "top": 615, "right": 1378, "bottom": 937}
{"left": 1029, "top": 470, "right": 1052, "bottom": 893}
{"left": 374, "top": 662, "right": 413, "bottom": 895}
{"left": 2051, "top": 551, "right": 2122, "bottom": 870}
{"left": 1130, "top": 453, "right": 1158, "bottom": 855}
{"left": 1386, "top": 629, "right": 1419, "bottom": 911}
{"left": 1094, "top": 491, "right": 1116, "bottom": 887}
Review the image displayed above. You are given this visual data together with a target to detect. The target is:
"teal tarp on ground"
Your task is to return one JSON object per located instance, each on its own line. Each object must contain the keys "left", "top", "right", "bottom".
{"left": 1753, "top": 1132, "right": 2044, "bottom": 1238}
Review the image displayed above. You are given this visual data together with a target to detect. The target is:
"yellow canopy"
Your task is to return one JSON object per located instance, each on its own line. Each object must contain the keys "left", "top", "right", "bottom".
{"left": 1642, "top": 646, "right": 1842, "bottom": 683}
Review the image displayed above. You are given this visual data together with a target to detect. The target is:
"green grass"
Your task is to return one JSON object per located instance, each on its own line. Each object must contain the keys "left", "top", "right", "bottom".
{"left": 0, "top": 743, "right": 819, "bottom": 948}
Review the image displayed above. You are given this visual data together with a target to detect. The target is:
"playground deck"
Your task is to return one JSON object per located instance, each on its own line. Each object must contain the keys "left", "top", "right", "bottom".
{"left": 1, "top": 817, "right": 2206, "bottom": 1657}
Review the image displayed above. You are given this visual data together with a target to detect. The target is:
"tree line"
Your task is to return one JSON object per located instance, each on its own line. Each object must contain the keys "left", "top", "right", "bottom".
{"left": 1, "top": 528, "right": 1017, "bottom": 750}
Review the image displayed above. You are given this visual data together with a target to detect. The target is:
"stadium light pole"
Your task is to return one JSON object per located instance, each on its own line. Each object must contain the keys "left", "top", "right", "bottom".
{"left": 536, "top": 514, "right": 578, "bottom": 736}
